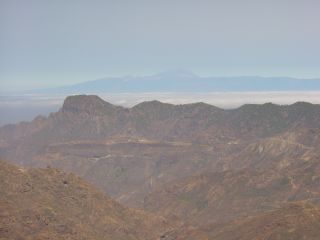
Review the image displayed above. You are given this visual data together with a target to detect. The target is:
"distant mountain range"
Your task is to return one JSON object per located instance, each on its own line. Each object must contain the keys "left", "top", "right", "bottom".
{"left": 29, "top": 70, "right": 320, "bottom": 94}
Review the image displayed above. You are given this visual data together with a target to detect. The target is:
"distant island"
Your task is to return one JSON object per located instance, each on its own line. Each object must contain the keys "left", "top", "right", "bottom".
{"left": 25, "top": 70, "right": 320, "bottom": 95}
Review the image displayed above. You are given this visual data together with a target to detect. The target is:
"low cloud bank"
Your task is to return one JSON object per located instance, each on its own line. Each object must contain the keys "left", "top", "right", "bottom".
{"left": 100, "top": 91, "right": 320, "bottom": 108}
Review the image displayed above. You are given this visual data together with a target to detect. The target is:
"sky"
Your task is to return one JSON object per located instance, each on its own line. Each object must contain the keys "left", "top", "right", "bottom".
{"left": 1, "top": 0, "right": 320, "bottom": 91}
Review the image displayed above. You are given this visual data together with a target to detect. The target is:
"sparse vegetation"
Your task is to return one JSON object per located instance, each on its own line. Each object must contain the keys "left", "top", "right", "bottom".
{"left": 1, "top": 96, "right": 320, "bottom": 240}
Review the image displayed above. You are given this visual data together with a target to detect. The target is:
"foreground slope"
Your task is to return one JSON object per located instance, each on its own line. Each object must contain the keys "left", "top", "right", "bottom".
{"left": 214, "top": 202, "right": 320, "bottom": 240}
{"left": 165, "top": 202, "right": 320, "bottom": 240}
{"left": 0, "top": 160, "right": 169, "bottom": 240}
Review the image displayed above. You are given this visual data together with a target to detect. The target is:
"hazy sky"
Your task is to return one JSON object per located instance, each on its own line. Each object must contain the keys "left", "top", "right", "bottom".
{"left": 1, "top": 0, "right": 320, "bottom": 91}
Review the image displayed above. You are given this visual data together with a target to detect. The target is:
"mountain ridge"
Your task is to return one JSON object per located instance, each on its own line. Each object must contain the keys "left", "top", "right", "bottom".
{"left": 0, "top": 95, "right": 318, "bottom": 211}
{"left": 19, "top": 95, "right": 320, "bottom": 120}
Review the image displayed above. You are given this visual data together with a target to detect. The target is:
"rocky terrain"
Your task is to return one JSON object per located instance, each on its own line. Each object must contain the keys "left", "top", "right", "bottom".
{"left": 164, "top": 202, "right": 320, "bottom": 240}
{"left": 1, "top": 94, "right": 320, "bottom": 239}
{"left": 0, "top": 160, "right": 170, "bottom": 240}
